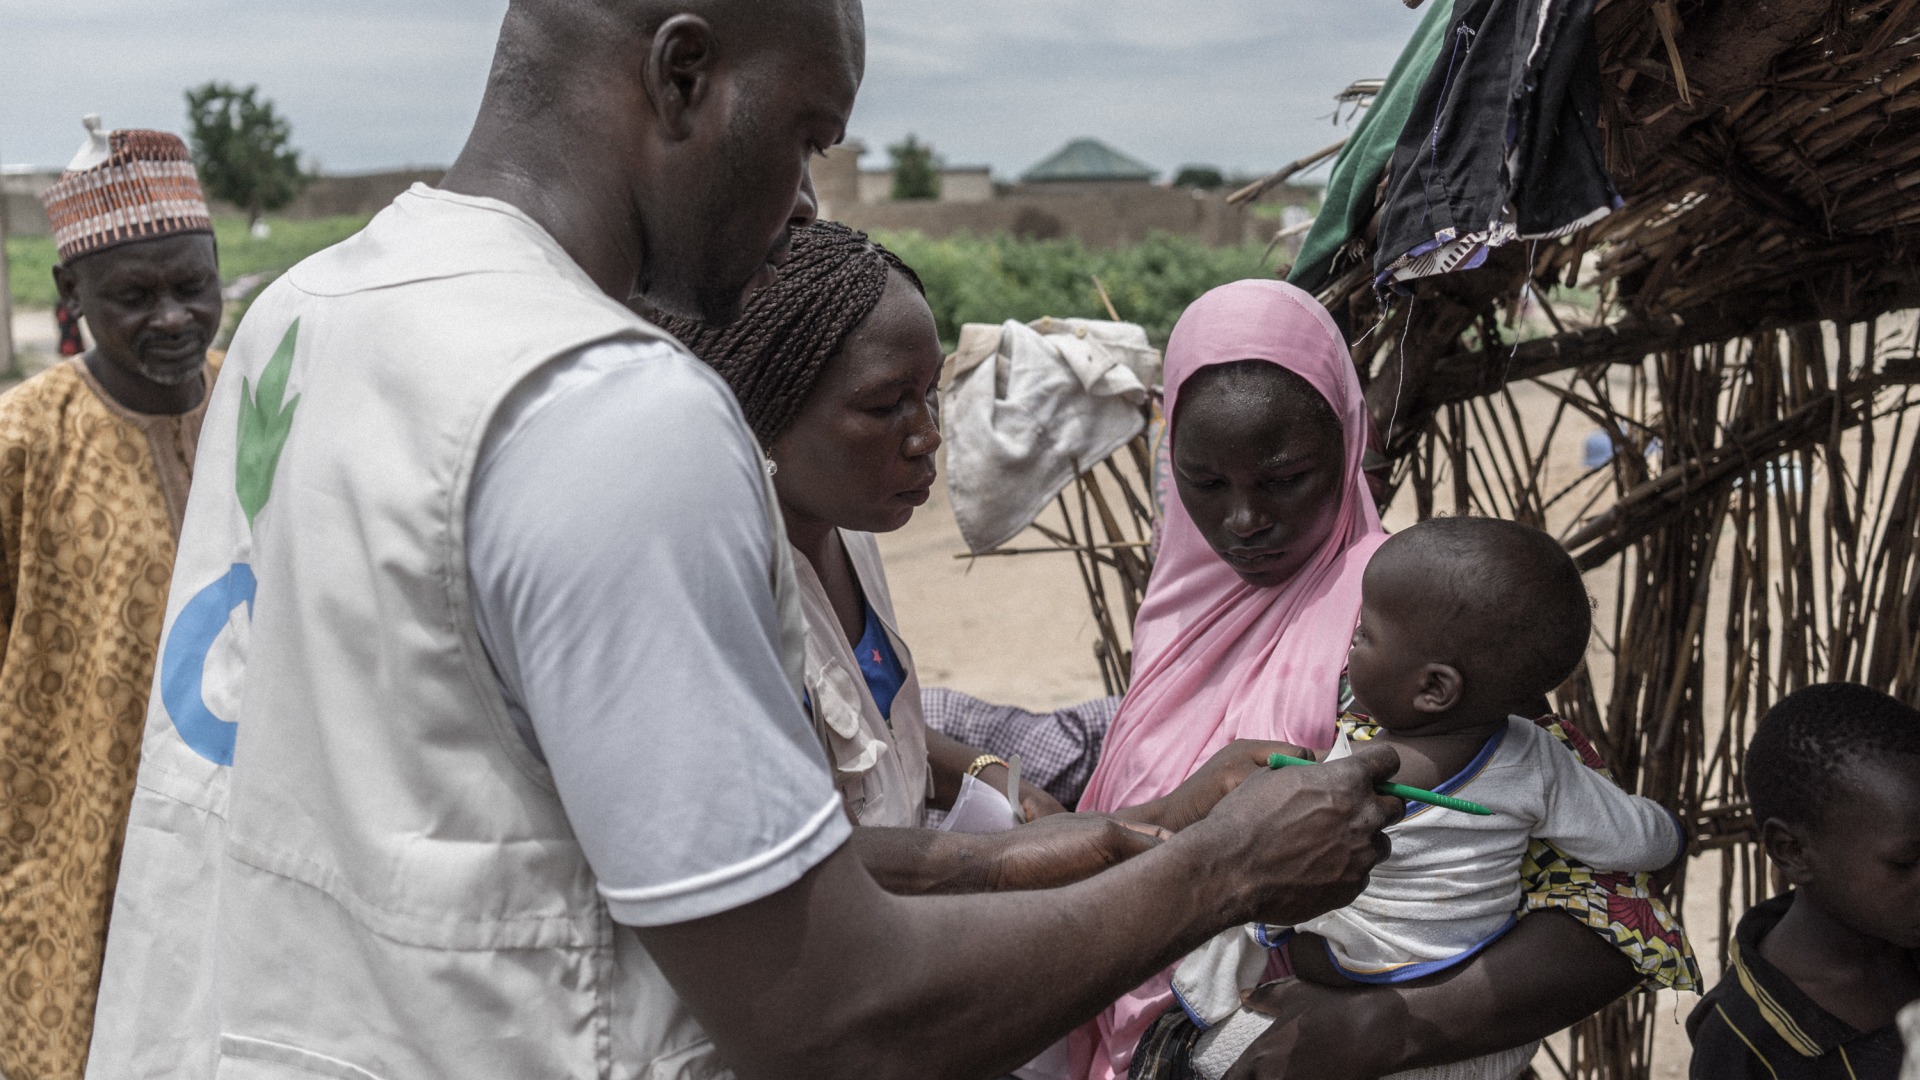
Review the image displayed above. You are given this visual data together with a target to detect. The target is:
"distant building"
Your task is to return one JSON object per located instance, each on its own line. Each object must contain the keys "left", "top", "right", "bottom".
{"left": 815, "top": 142, "right": 995, "bottom": 218}
{"left": 1018, "top": 138, "right": 1158, "bottom": 186}
{"left": 2, "top": 168, "right": 57, "bottom": 236}
{"left": 815, "top": 136, "right": 1314, "bottom": 250}
{"left": 853, "top": 163, "right": 993, "bottom": 205}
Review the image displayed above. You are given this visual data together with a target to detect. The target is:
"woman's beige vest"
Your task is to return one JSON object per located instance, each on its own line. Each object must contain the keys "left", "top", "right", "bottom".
{"left": 87, "top": 186, "right": 801, "bottom": 1080}
{"left": 793, "top": 530, "right": 932, "bottom": 827}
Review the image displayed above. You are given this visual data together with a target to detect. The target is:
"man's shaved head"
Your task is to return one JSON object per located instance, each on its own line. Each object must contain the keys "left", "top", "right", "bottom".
{"left": 445, "top": 0, "right": 864, "bottom": 323}
{"left": 488, "top": 0, "right": 861, "bottom": 116}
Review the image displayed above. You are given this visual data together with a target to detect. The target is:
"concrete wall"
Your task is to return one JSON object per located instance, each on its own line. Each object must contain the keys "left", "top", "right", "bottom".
{"left": 2, "top": 172, "right": 55, "bottom": 237}
{"left": 288, "top": 168, "right": 444, "bottom": 218}
{"left": 814, "top": 141, "right": 1318, "bottom": 248}
{"left": 815, "top": 144, "right": 863, "bottom": 220}
{"left": 938, "top": 168, "right": 994, "bottom": 204}
{"left": 857, "top": 164, "right": 996, "bottom": 206}
{"left": 858, "top": 169, "right": 893, "bottom": 205}
{"left": 821, "top": 144, "right": 1001, "bottom": 212}
{"left": 4, "top": 154, "right": 1314, "bottom": 253}
{"left": 1, "top": 167, "right": 445, "bottom": 237}
{"left": 833, "top": 182, "right": 1316, "bottom": 249}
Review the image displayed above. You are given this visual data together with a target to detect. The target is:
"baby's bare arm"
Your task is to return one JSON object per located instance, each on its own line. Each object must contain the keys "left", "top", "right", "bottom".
{"left": 1282, "top": 930, "right": 1359, "bottom": 988}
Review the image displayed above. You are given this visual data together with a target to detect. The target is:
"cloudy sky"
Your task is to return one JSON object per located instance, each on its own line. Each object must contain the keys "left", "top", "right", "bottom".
{"left": 2, "top": 1, "right": 1425, "bottom": 180}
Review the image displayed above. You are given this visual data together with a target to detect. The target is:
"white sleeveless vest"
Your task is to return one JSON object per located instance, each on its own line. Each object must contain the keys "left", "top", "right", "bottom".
{"left": 89, "top": 186, "right": 802, "bottom": 1080}
{"left": 793, "top": 530, "right": 932, "bottom": 827}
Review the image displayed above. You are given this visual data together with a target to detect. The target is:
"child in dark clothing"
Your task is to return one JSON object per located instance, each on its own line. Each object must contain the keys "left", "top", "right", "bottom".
{"left": 1688, "top": 682, "right": 1920, "bottom": 1079}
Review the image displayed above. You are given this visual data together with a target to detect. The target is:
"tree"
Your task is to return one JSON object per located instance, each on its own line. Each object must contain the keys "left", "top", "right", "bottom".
{"left": 185, "top": 83, "right": 307, "bottom": 228}
{"left": 889, "top": 135, "right": 940, "bottom": 201}
{"left": 1173, "top": 166, "right": 1226, "bottom": 190}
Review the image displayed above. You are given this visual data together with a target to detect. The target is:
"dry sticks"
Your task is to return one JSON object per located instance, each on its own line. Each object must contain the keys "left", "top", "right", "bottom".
{"left": 960, "top": 432, "right": 1159, "bottom": 697}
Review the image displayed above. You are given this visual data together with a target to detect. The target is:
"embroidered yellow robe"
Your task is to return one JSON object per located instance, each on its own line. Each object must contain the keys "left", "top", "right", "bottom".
{"left": 0, "top": 357, "right": 213, "bottom": 1080}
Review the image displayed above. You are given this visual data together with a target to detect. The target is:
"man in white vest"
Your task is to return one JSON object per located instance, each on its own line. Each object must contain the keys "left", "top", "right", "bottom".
{"left": 87, "top": 2, "right": 1404, "bottom": 1078}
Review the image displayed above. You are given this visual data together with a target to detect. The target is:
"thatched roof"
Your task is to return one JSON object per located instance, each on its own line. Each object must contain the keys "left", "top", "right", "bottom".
{"left": 1309, "top": 0, "right": 1920, "bottom": 444}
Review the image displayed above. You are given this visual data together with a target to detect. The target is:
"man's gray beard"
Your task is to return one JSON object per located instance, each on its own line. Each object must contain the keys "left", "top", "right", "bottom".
{"left": 137, "top": 355, "right": 207, "bottom": 386}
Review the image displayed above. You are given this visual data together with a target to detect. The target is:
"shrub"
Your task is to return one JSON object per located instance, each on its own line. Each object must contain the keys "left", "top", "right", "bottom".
{"left": 873, "top": 230, "right": 1278, "bottom": 346}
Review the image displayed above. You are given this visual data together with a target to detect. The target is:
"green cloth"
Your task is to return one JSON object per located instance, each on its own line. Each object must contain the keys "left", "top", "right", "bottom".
{"left": 1289, "top": 0, "right": 1457, "bottom": 293}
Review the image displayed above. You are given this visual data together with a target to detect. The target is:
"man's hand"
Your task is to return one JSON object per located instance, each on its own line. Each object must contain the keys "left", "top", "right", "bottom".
{"left": 640, "top": 743, "right": 1404, "bottom": 1080}
{"left": 1114, "top": 740, "right": 1316, "bottom": 832}
{"left": 982, "top": 813, "right": 1169, "bottom": 891}
{"left": 1181, "top": 743, "right": 1402, "bottom": 927}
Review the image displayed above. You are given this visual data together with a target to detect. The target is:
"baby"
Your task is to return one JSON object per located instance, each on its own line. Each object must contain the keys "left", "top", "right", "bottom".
{"left": 1174, "top": 516, "right": 1686, "bottom": 1080}
{"left": 1687, "top": 682, "right": 1920, "bottom": 1080}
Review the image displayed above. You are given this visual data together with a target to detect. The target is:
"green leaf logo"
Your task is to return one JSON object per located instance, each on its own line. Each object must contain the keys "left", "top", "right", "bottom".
{"left": 237, "top": 319, "right": 302, "bottom": 526}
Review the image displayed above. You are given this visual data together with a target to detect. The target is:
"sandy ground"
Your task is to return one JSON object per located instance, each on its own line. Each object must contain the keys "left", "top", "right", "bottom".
{"left": 877, "top": 456, "right": 1118, "bottom": 709}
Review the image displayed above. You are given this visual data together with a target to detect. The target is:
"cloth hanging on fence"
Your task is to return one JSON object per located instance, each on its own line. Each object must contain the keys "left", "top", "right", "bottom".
{"left": 1373, "top": 0, "right": 1618, "bottom": 286}
{"left": 1288, "top": 0, "right": 1457, "bottom": 293}
{"left": 943, "top": 316, "right": 1160, "bottom": 554}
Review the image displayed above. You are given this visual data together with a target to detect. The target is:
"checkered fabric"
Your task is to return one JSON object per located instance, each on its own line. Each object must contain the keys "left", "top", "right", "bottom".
{"left": 920, "top": 687, "right": 1121, "bottom": 808}
{"left": 40, "top": 130, "right": 212, "bottom": 263}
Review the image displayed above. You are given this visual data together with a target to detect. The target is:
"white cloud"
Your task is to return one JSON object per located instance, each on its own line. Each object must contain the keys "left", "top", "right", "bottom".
{"left": 1, "top": 0, "right": 1423, "bottom": 180}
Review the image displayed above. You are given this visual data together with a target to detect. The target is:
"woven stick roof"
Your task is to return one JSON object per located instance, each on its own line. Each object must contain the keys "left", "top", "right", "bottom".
{"left": 1320, "top": 0, "right": 1920, "bottom": 440}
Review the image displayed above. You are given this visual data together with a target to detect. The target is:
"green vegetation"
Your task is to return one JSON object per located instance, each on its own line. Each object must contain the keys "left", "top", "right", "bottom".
{"left": 5, "top": 234, "right": 60, "bottom": 309}
{"left": 11, "top": 219, "right": 1279, "bottom": 350}
{"left": 7, "top": 214, "right": 372, "bottom": 310}
{"left": 208, "top": 214, "right": 370, "bottom": 284}
{"left": 186, "top": 82, "right": 308, "bottom": 227}
{"left": 1173, "top": 166, "right": 1226, "bottom": 189}
{"left": 874, "top": 230, "right": 1281, "bottom": 345}
{"left": 888, "top": 135, "right": 941, "bottom": 201}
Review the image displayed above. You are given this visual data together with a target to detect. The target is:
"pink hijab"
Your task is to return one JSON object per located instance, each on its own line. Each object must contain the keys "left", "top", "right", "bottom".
{"left": 1072, "top": 279, "right": 1386, "bottom": 1080}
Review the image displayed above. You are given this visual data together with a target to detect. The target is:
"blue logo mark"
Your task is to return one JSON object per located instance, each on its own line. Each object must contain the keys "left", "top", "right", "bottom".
{"left": 160, "top": 563, "right": 257, "bottom": 766}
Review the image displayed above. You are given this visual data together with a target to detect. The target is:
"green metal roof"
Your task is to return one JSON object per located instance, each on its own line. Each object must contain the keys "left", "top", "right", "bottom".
{"left": 1020, "top": 138, "right": 1157, "bottom": 183}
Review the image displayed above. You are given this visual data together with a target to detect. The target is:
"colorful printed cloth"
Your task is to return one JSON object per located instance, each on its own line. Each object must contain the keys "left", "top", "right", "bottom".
{"left": 1517, "top": 719, "right": 1700, "bottom": 993}
{"left": 0, "top": 358, "right": 212, "bottom": 1080}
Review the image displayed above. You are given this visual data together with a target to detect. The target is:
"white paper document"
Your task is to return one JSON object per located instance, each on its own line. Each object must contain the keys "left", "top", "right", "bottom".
{"left": 939, "top": 772, "right": 1021, "bottom": 834}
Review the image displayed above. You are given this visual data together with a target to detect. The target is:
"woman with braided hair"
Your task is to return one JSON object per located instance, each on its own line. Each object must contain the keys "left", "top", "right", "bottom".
{"left": 649, "top": 222, "right": 1265, "bottom": 896}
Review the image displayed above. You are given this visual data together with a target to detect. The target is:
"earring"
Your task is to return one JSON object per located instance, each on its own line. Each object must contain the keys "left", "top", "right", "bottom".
{"left": 764, "top": 456, "right": 779, "bottom": 478}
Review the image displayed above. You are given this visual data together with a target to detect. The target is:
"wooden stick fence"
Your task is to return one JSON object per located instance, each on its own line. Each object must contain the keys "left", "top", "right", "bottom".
{"left": 961, "top": 430, "right": 1160, "bottom": 697}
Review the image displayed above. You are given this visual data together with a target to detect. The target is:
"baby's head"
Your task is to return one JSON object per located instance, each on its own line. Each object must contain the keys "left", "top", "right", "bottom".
{"left": 1747, "top": 683, "right": 1920, "bottom": 949}
{"left": 1347, "top": 516, "right": 1589, "bottom": 732}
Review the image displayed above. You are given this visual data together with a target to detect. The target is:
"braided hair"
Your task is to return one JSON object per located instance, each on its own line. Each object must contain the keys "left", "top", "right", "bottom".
{"left": 654, "top": 221, "right": 925, "bottom": 448}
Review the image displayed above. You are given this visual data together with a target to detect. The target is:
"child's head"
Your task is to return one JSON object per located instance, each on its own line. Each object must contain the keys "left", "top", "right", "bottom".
{"left": 1347, "top": 516, "right": 1590, "bottom": 732}
{"left": 1747, "top": 683, "right": 1920, "bottom": 948}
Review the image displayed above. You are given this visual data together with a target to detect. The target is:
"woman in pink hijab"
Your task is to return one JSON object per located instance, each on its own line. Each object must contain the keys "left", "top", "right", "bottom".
{"left": 1072, "top": 280, "right": 1696, "bottom": 1080}
{"left": 1072, "top": 279, "right": 1385, "bottom": 1079}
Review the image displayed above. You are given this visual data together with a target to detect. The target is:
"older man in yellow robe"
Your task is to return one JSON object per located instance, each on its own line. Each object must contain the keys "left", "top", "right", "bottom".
{"left": 0, "top": 119, "right": 222, "bottom": 1080}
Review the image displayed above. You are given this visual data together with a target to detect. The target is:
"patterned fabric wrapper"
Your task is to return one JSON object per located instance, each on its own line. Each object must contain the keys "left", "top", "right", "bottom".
{"left": 1517, "top": 716, "right": 1701, "bottom": 992}
{"left": 39, "top": 130, "right": 212, "bottom": 263}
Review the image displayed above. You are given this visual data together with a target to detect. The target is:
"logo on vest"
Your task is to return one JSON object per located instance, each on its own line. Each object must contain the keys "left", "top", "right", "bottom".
{"left": 161, "top": 319, "right": 301, "bottom": 765}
